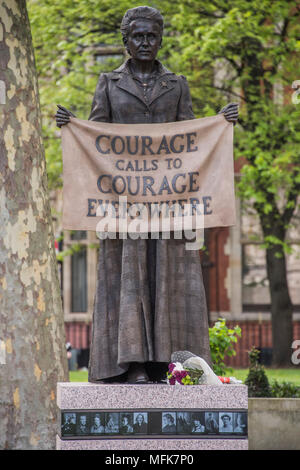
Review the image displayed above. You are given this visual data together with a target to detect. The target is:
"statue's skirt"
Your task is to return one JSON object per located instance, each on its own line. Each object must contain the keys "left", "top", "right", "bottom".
{"left": 88, "top": 237, "right": 211, "bottom": 381}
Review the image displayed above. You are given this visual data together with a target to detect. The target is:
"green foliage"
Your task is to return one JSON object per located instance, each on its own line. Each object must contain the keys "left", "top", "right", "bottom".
{"left": 181, "top": 368, "right": 204, "bottom": 385}
{"left": 28, "top": 1, "right": 300, "bottom": 235}
{"left": 270, "top": 379, "right": 300, "bottom": 398}
{"left": 167, "top": 0, "right": 300, "bottom": 252}
{"left": 244, "top": 349, "right": 300, "bottom": 397}
{"left": 55, "top": 242, "right": 85, "bottom": 262}
{"left": 27, "top": 0, "right": 178, "bottom": 190}
{"left": 209, "top": 318, "right": 241, "bottom": 376}
{"left": 28, "top": 0, "right": 300, "bottom": 250}
{"left": 28, "top": 0, "right": 127, "bottom": 189}
{"left": 245, "top": 347, "right": 271, "bottom": 397}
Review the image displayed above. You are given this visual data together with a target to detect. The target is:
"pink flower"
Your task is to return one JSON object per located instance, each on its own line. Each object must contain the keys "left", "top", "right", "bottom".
{"left": 168, "top": 376, "right": 176, "bottom": 385}
{"left": 174, "top": 370, "right": 188, "bottom": 384}
{"left": 167, "top": 363, "right": 190, "bottom": 385}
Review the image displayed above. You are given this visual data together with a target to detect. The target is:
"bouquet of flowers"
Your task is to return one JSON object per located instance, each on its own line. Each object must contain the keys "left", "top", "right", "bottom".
{"left": 166, "top": 362, "right": 204, "bottom": 385}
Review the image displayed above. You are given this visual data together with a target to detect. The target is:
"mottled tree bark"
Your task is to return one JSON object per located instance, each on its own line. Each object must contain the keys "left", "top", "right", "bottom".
{"left": 0, "top": 0, "right": 68, "bottom": 449}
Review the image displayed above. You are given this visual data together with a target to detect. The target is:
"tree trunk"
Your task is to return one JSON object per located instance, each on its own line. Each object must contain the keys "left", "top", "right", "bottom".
{"left": 262, "top": 221, "right": 294, "bottom": 367}
{"left": 266, "top": 246, "right": 293, "bottom": 366}
{"left": 0, "top": 0, "right": 68, "bottom": 449}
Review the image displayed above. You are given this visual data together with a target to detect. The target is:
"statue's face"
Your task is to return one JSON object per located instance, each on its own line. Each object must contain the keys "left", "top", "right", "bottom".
{"left": 126, "top": 19, "right": 162, "bottom": 61}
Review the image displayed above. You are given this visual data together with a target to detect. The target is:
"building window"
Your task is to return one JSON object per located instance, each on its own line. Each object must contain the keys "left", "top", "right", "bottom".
{"left": 242, "top": 242, "right": 270, "bottom": 310}
{"left": 241, "top": 207, "right": 300, "bottom": 312}
{"left": 71, "top": 246, "right": 87, "bottom": 312}
{"left": 63, "top": 230, "right": 98, "bottom": 321}
{"left": 71, "top": 231, "right": 87, "bottom": 241}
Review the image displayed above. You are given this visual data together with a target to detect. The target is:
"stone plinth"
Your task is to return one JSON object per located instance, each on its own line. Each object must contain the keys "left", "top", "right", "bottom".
{"left": 57, "top": 382, "right": 248, "bottom": 450}
{"left": 56, "top": 435, "right": 248, "bottom": 450}
{"left": 249, "top": 398, "right": 300, "bottom": 450}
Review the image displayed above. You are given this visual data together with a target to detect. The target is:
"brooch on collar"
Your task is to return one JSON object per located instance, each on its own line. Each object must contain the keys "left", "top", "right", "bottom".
{"left": 160, "top": 80, "right": 168, "bottom": 88}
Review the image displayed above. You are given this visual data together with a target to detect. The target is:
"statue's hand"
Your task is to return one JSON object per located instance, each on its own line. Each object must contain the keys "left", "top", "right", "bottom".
{"left": 55, "top": 105, "right": 76, "bottom": 128}
{"left": 219, "top": 102, "right": 239, "bottom": 125}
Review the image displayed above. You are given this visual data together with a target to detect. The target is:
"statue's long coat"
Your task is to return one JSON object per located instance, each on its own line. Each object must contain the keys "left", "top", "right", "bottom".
{"left": 88, "top": 60, "right": 211, "bottom": 381}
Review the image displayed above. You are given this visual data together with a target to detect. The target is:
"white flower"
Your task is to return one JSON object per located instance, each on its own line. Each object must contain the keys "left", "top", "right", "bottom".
{"left": 172, "top": 362, "right": 185, "bottom": 372}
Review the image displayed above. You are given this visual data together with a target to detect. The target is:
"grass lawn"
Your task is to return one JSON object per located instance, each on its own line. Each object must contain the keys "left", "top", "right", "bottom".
{"left": 228, "top": 368, "right": 300, "bottom": 385}
{"left": 69, "top": 368, "right": 300, "bottom": 385}
{"left": 69, "top": 370, "right": 89, "bottom": 382}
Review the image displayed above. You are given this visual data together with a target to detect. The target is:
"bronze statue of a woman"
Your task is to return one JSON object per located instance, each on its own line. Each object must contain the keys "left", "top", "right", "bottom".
{"left": 56, "top": 6, "right": 238, "bottom": 384}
